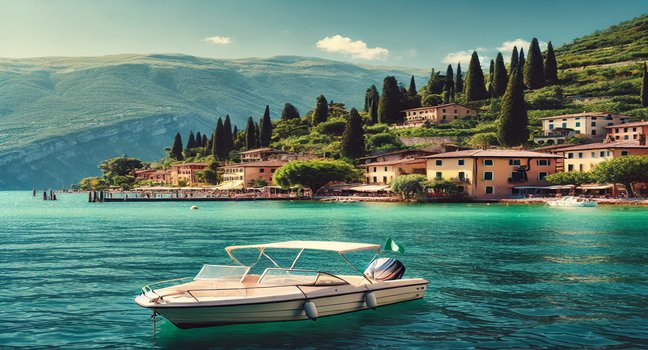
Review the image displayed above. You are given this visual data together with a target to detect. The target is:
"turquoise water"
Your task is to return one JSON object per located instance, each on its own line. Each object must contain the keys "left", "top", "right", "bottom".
{"left": 2, "top": 192, "right": 648, "bottom": 349}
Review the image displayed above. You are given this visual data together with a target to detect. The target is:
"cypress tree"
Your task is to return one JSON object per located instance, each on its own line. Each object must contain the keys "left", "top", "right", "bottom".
{"left": 377, "top": 76, "right": 402, "bottom": 124}
{"left": 340, "top": 108, "right": 365, "bottom": 159}
{"left": 206, "top": 133, "right": 213, "bottom": 152}
{"left": 444, "top": 64, "right": 455, "bottom": 102}
{"left": 223, "top": 115, "right": 233, "bottom": 155}
{"left": 186, "top": 131, "right": 196, "bottom": 151}
{"left": 233, "top": 125, "right": 238, "bottom": 136}
{"left": 202, "top": 134, "right": 208, "bottom": 147}
{"left": 212, "top": 117, "right": 224, "bottom": 158}
{"left": 426, "top": 69, "right": 444, "bottom": 94}
{"left": 280, "top": 103, "right": 300, "bottom": 121}
{"left": 524, "top": 38, "right": 545, "bottom": 89}
{"left": 408, "top": 76, "right": 417, "bottom": 96}
{"left": 455, "top": 63, "right": 463, "bottom": 95}
{"left": 510, "top": 46, "right": 519, "bottom": 75}
{"left": 642, "top": 62, "right": 648, "bottom": 108}
{"left": 259, "top": 106, "right": 273, "bottom": 146}
{"left": 313, "top": 95, "right": 329, "bottom": 125}
{"left": 544, "top": 41, "right": 558, "bottom": 85}
{"left": 195, "top": 131, "right": 202, "bottom": 147}
{"left": 170, "top": 132, "right": 184, "bottom": 160}
{"left": 255, "top": 120, "right": 261, "bottom": 149}
{"left": 488, "top": 59, "right": 495, "bottom": 97}
{"left": 464, "top": 51, "right": 488, "bottom": 101}
{"left": 518, "top": 48, "right": 525, "bottom": 73}
{"left": 493, "top": 53, "right": 508, "bottom": 98}
{"left": 245, "top": 116, "right": 256, "bottom": 149}
{"left": 497, "top": 66, "right": 529, "bottom": 147}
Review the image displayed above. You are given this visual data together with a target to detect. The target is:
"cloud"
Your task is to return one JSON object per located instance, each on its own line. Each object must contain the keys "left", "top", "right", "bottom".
{"left": 442, "top": 50, "right": 489, "bottom": 66}
{"left": 315, "top": 35, "right": 389, "bottom": 60}
{"left": 497, "top": 38, "right": 547, "bottom": 53}
{"left": 407, "top": 48, "right": 417, "bottom": 57}
{"left": 203, "top": 35, "right": 232, "bottom": 45}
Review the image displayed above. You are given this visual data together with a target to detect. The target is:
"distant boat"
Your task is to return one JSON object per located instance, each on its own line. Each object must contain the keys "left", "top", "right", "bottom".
{"left": 547, "top": 196, "right": 597, "bottom": 207}
{"left": 190, "top": 205, "right": 199, "bottom": 210}
{"left": 134, "top": 241, "right": 428, "bottom": 329}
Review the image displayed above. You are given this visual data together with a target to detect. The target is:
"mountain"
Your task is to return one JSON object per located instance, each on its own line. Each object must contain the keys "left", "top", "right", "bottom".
{"left": 0, "top": 54, "right": 427, "bottom": 189}
{"left": 554, "top": 14, "right": 648, "bottom": 68}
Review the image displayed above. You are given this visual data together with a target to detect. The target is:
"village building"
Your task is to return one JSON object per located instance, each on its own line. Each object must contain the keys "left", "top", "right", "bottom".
{"left": 605, "top": 120, "right": 648, "bottom": 142}
{"left": 239, "top": 148, "right": 285, "bottom": 162}
{"left": 133, "top": 169, "right": 170, "bottom": 184}
{"left": 219, "top": 160, "right": 287, "bottom": 189}
{"left": 364, "top": 158, "right": 427, "bottom": 185}
{"left": 424, "top": 149, "right": 561, "bottom": 199}
{"left": 537, "top": 112, "right": 630, "bottom": 143}
{"left": 557, "top": 140, "right": 648, "bottom": 172}
{"left": 399, "top": 103, "right": 478, "bottom": 127}
{"left": 168, "top": 163, "right": 210, "bottom": 185}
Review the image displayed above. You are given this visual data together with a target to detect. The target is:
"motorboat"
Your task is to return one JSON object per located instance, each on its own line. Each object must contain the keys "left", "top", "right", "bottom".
{"left": 547, "top": 196, "right": 597, "bottom": 207}
{"left": 134, "top": 240, "right": 428, "bottom": 329}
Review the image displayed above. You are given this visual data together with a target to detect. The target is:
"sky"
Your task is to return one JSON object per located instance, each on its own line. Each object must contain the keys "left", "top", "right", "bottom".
{"left": 1, "top": 0, "right": 647, "bottom": 69}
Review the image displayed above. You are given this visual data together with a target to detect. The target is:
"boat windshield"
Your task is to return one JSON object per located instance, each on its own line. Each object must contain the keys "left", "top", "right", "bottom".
{"left": 194, "top": 265, "right": 251, "bottom": 282}
{"left": 257, "top": 268, "right": 349, "bottom": 286}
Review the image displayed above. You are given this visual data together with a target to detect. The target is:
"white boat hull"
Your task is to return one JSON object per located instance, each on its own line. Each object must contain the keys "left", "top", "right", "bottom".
{"left": 138, "top": 279, "right": 428, "bottom": 328}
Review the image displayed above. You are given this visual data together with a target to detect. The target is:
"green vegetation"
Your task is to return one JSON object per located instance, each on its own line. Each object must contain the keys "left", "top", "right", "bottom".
{"left": 340, "top": 108, "right": 365, "bottom": 159}
{"left": 524, "top": 38, "right": 545, "bottom": 89}
{"left": 313, "top": 96, "right": 329, "bottom": 125}
{"left": 544, "top": 42, "right": 558, "bottom": 85}
{"left": 80, "top": 156, "right": 145, "bottom": 190}
{"left": 492, "top": 53, "right": 507, "bottom": 98}
{"left": 545, "top": 171, "right": 596, "bottom": 186}
{"left": 497, "top": 67, "right": 529, "bottom": 147}
{"left": 378, "top": 76, "right": 402, "bottom": 124}
{"left": 642, "top": 62, "right": 648, "bottom": 107}
{"left": 259, "top": 106, "right": 273, "bottom": 147}
{"left": 274, "top": 159, "right": 362, "bottom": 196}
{"left": 464, "top": 51, "right": 488, "bottom": 101}
{"left": 593, "top": 155, "right": 648, "bottom": 197}
{"left": 170, "top": 133, "right": 184, "bottom": 161}
{"left": 391, "top": 175, "right": 427, "bottom": 200}
{"left": 281, "top": 103, "right": 300, "bottom": 121}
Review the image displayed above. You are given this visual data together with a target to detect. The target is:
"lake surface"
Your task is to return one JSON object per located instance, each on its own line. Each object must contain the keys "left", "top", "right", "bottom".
{"left": 1, "top": 191, "right": 648, "bottom": 349}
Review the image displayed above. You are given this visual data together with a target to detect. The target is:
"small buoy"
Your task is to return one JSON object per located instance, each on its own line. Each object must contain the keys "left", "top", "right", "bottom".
{"left": 365, "top": 292, "right": 377, "bottom": 310}
{"left": 304, "top": 301, "right": 318, "bottom": 320}
{"left": 190, "top": 205, "right": 199, "bottom": 210}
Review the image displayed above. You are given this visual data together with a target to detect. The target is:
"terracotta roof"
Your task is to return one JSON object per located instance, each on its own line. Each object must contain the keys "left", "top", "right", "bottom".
{"left": 605, "top": 121, "right": 648, "bottom": 129}
{"left": 239, "top": 147, "right": 280, "bottom": 154}
{"left": 362, "top": 158, "right": 427, "bottom": 167}
{"left": 169, "top": 162, "right": 210, "bottom": 167}
{"left": 222, "top": 160, "right": 287, "bottom": 168}
{"left": 400, "top": 103, "right": 478, "bottom": 112}
{"left": 357, "top": 149, "right": 435, "bottom": 160}
{"left": 539, "top": 112, "right": 629, "bottom": 120}
{"left": 555, "top": 141, "right": 648, "bottom": 152}
{"left": 423, "top": 149, "right": 562, "bottom": 159}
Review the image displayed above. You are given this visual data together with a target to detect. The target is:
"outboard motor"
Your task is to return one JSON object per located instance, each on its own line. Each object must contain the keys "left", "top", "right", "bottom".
{"left": 364, "top": 258, "right": 405, "bottom": 281}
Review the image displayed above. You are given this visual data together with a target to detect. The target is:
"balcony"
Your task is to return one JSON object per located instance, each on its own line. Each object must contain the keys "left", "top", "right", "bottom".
{"left": 450, "top": 177, "right": 471, "bottom": 184}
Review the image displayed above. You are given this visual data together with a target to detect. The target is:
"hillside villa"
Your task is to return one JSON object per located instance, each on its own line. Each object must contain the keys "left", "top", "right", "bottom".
{"left": 556, "top": 139, "right": 648, "bottom": 172}
{"left": 239, "top": 148, "right": 285, "bottom": 162}
{"left": 424, "top": 149, "right": 561, "bottom": 199}
{"left": 134, "top": 162, "right": 209, "bottom": 186}
{"left": 219, "top": 160, "right": 287, "bottom": 189}
{"left": 397, "top": 103, "right": 478, "bottom": 128}
{"left": 364, "top": 158, "right": 427, "bottom": 185}
{"left": 606, "top": 120, "right": 648, "bottom": 142}
{"left": 535, "top": 112, "right": 630, "bottom": 144}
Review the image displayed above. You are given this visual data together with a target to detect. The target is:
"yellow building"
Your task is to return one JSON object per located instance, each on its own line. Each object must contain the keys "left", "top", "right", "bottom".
{"left": 220, "top": 160, "right": 287, "bottom": 188}
{"left": 364, "top": 158, "right": 427, "bottom": 184}
{"left": 239, "top": 148, "right": 285, "bottom": 162}
{"left": 400, "top": 103, "right": 478, "bottom": 127}
{"left": 424, "top": 149, "right": 561, "bottom": 199}
{"left": 558, "top": 140, "right": 648, "bottom": 172}
{"left": 606, "top": 121, "right": 648, "bottom": 142}
{"left": 540, "top": 112, "right": 629, "bottom": 140}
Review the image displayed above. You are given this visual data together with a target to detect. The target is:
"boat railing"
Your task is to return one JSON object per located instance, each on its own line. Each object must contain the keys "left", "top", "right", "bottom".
{"left": 183, "top": 284, "right": 307, "bottom": 302}
{"left": 141, "top": 277, "right": 194, "bottom": 294}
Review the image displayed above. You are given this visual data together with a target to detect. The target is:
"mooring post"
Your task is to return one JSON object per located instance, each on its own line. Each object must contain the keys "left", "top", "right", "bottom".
{"left": 42, "top": 191, "right": 47, "bottom": 200}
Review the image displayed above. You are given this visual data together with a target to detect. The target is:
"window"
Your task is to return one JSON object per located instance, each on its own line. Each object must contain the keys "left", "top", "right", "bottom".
{"left": 633, "top": 127, "right": 637, "bottom": 132}
{"left": 442, "top": 115, "right": 447, "bottom": 120}
{"left": 485, "top": 186, "right": 494, "bottom": 194}
{"left": 383, "top": 176, "right": 387, "bottom": 183}
{"left": 537, "top": 159, "right": 549, "bottom": 166}
{"left": 458, "top": 159, "right": 465, "bottom": 166}
{"left": 621, "top": 151, "right": 629, "bottom": 156}
{"left": 567, "top": 153, "right": 574, "bottom": 159}
{"left": 435, "top": 160, "right": 443, "bottom": 166}
{"left": 578, "top": 152, "right": 583, "bottom": 159}
{"left": 608, "top": 123, "right": 613, "bottom": 126}
{"left": 549, "top": 124, "right": 555, "bottom": 130}
{"left": 592, "top": 130, "right": 597, "bottom": 136}
{"left": 591, "top": 117, "right": 597, "bottom": 121}
{"left": 591, "top": 152, "right": 596, "bottom": 158}
{"left": 634, "top": 135, "right": 638, "bottom": 139}
{"left": 562, "top": 123, "right": 567, "bottom": 128}
{"left": 509, "top": 159, "right": 521, "bottom": 166}
{"left": 624, "top": 135, "right": 629, "bottom": 140}
{"left": 458, "top": 172, "right": 465, "bottom": 180}
{"left": 384, "top": 167, "right": 388, "bottom": 171}
{"left": 483, "top": 171, "right": 493, "bottom": 181}
{"left": 442, "top": 109, "right": 446, "bottom": 112}
{"left": 575, "top": 117, "right": 581, "bottom": 120}
{"left": 579, "top": 164, "right": 584, "bottom": 171}
{"left": 435, "top": 172, "right": 442, "bottom": 180}
{"left": 259, "top": 168, "right": 265, "bottom": 173}
{"left": 538, "top": 172, "right": 548, "bottom": 181}
{"left": 483, "top": 159, "right": 494, "bottom": 166}
{"left": 457, "top": 185, "right": 465, "bottom": 193}
{"left": 373, "top": 167, "right": 377, "bottom": 172}
{"left": 591, "top": 121, "right": 596, "bottom": 127}
{"left": 373, "top": 176, "right": 377, "bottom": 183}
{"left": 575, "top": 122, "right": 581, "bottom": 127}
{"left": 624, "top": 128, "right": 629, "bottom": 132}
{"left": 568, "top": 164, "right": 574, "bottom": 171}
{"left": 600, "top": 151, "right": 606, "bottom": 157}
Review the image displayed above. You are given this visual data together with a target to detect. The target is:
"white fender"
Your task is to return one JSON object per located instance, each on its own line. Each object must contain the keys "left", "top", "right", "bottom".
{"left": 304, "top": 301, "right": 318, "bottom": 320}
{"left": 365, "top": 292, "right": 377, "bottom": 309}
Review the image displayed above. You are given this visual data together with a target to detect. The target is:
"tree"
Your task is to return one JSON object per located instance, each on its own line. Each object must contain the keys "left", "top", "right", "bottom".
{"left": 250, "top": 178, "right": 269, "bottom": 188}
{"left": 78, "top": 176, "right": 109, "bottom": 191}
{"left": 195, "top": 131, "right": 202, "bottom": 147}
{"left": 274, "top": 159, "right": 363, "bottom": 196}
{"left": 364, "top": 85, "right": 380, "bottom": 124}
{"left": 245, "top": 116, "right": 257, "bottom": 149}
{"left": 444, "top": 64, "right": 455, "bottom": 102}
{"left": 99, "top": 156, "right": 144, "bottom": 177}
{"left": 518, "top": 48, "right": 526, "bottom": 73}
{"left": 593, "top": 155, "right": 648, "bottom": 197}
{"left": 377, "top": 76, "right": 402, "bottom": 124}
{"left": 313, "top": 95, "right": 329, "bottom": 125}
{"left": 492, "top": 52, "right": 508, "bottom": 98}
{"left": 510, "top": 46, "right": 519, "bottom": 74}
{"left": 212, "top": 117, "right": 224, "bottom": 158}
{"left": 488, "top": 59, "right": 495, "bottom": 97}
{"left": 223, "top": 115, "right": 234, "bottom": 156}
{"left": 186, "top": 131, "right": 196, "bottom": 150}
{"left": 280, "top": 103, "right": 300, "bottom": 121}
{"left": 202, "top": 134, "right": 208, "bottom": 147}
{"left": 391, "top": 175, "right": 427, "bottom": 200}
{"left": 546, "top": 171, "right": 596, "bottom": 186}
{"left": 455, "top": 63, "right": 463, "bottom": 94}
{"left": 464, "top": 51, "right": 488, "bottom": 101}
{"left": 524, "top": 38, "right": 545, "bottom": 89}
{"left": 340, "top": 108, "right": 365, "bottom": 159}
{"left": 544, "top": 41, "right": 558, "bottom": 85}
{"left": 170, "top": 133, "right": 184, "bottom": 160}
{"left": 255, "top": 120, "right": 261, "bottom": 148}
{"left": 408, "top": 76, "right": 417, "bottom": 96}
{"left": 259, "top": 106, "right": 272, "bottom": 147}
{"left": 195, "top": 169, "right": 220, "bottom": 185}
{"left": 497, "top": 66, "right": 529, "bottom": 147}
{"left": 642, "top": 62, "right": 648, "bottom": 108}
{"left": 424, "top": 69, "right": 445, "bottom": 95}
{"left": 468, "top": 132, "right": 499, "bottom": 148}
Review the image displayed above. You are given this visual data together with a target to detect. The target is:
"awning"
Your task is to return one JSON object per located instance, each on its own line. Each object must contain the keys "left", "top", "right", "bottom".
{"left": 214, "top": 180, "right": 244, "bottom": 190}
{"left": 577, "top": 184, "right": 613, "bottom": 190}
{"left": 349, "top": 185, "right": 392, "bottom": 192}
{"left": 513, "top": 185, "right": 574, "bottom": 190}
{"left": 225, "top": 241, "right": 381, "bottom": 254}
